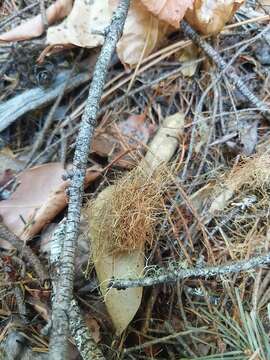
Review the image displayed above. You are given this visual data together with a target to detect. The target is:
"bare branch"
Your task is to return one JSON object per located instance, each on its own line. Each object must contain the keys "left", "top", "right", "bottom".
{"left": 109, "top": 253, "right": 270, "bottom": 289}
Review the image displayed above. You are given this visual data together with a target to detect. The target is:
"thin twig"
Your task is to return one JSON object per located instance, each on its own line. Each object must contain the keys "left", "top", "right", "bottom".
{"left": 100, "top": 59, "right": 202, "bottom": 116}
{"left": 180, "top": 20, "right": 270, "bottom": 119}
{"left": 49, "top": 1, "right": 130, "bottom": 359}
{"left": 0, "top": 221, "right": 48, "bottom": 283}
{"left": 13, "top": 285, "right": 28, "bottom": 324}
{"left": 39, "top": 0, "right": 48, "bottom": 30}
{"left": 109, "top": 253, "right": 270, "bottom": 289}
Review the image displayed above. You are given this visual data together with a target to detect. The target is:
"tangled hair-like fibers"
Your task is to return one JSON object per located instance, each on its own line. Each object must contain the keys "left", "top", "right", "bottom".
{"left": 88, "top": 166, "right": 170, "bottom": 260}
{"left": 226, "top": 154, "right": 270, "bottom": 190}
{"left": 211, "top": 154, "right": 270, "bottom": 259}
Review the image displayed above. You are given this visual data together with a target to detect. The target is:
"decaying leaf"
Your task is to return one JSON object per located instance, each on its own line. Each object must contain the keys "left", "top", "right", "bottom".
{"left": 143, "top": 112, "right": 184, "bottom": 172}
{"left": 0, "top": 163, "right": 100, "bottom": 241}
{"left": 115, "top": 0, "right": 170, "bottom": 66}
{"left": 84, "top": 314, "right": 101, "bottom": 343}
{"left": 140, "top": 0, "right": 194, "bottom": 28}
{"left": 47, "top": 0, "right": 111, "bottom": 48}
{"left": 92, "top": 113, "right": 156, "bottom": 168}
{"left": 0, "top": 0, "right": 73, "bottom": 42}
{"left": 49, "top": 0, "right": 171, "bottom": 66}
{"left": 185, "top": 0, "right": 244, "bottom": 35}
{"left": 177, "top": 44, "right": 199, "bottom": 77}
{"left": 88, "top": 112, "right": 185, "bottom": 334}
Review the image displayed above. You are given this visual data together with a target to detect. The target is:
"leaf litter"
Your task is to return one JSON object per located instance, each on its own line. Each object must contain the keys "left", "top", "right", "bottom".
{"left": 1, "top": 0, "right": 270, "bottom": 358}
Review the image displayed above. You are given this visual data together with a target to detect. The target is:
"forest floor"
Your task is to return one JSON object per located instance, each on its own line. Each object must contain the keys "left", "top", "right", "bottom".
{"left": 1, "top": 0, "right": 270, "bottom": 359}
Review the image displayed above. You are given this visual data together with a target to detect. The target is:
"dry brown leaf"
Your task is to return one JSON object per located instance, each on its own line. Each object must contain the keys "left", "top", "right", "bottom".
{"left": 92, "top": 113, "right": 156, "bottom": 168}
{"left": 140, "top": 0, "right": 194, "bottom": 28}
{"left": 0, "top": 163, "right": 100, "bottom": 241}
{"left": 84, "top": 315, "right": 101, "bottom": 343}
{"left": 114, "top": 0, "right": 170, "bottom": 66}
{"left": 0, "top": 0, "right": 73, "bottom": 42}
{"left": 47, "top": 0, "right": 111, "bottom": 47}
{"left": 185, "top": 0, "right": 244, "bottom": 35}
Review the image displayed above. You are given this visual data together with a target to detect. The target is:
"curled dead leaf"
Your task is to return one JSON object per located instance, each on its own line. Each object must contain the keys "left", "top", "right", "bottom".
{"left": 140, "top": 0, "right": 194, "bottom": 28}
{"left": 114, "top": 0, "right": 170, "bottom": 66}
{"left": 0, "top": 163, "right": 101, "bottom": 241}
{"left": 0, "top": 0, "right": 73, "bottom": 42}
{"left": 47, "top": 0, "right": 111, "bottom": 47}
{"left": 184, "top": 0, "right": 244, "bottom": 35}
{"left": 92, "top": 113, "right": 156, "bottom": 168}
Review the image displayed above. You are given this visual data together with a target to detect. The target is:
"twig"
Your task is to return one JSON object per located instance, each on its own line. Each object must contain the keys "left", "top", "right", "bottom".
{"left": 49, "top": 222, "right": 105, "bottom": 359}
{"left": 13, "top": 285, "right": 28, "bottom": 324}
{"left": 39, "top": 0, "right": 48, "bottom": 30}
{"left": 180, "top": 20, "right": 270, "bottom": 119}
{"left": 0, "top": 221, "right": 48, "bottom": 283}
{"left": 0, "top": 2, "right": 39, "bottom": 31}
{"left": 0, "top": 71, "right": 91, "bottom": 132}
{"left": 109, "top": 253, "right": 270, "bottom": 289}
{"left": 49, "top": 1, "right": 130, "bottom": 359}
{"left": 100, "top": 59, "right": 203, "bottom": 116}
{"left": 69, "top": 299, "right": 105, "bottom": 360}
{"left": 123, "top": 329, "right": 206, "bottom": 354}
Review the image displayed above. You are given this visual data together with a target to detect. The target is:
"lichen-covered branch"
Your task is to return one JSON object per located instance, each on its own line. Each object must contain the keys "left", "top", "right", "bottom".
{"left": 49, "top": 222, "right": 105, "bottom": 359}
{"left": 109, "top": 253, "right": 270, "bottom": 289}
{"left": 180, "top": 20, "right": 270, "bottom": 119}
{"left": 49, "top": 1, "right": 130, "bottom": 359}
{"left": 69, "top": 299, "right": 105, "bottom": 360}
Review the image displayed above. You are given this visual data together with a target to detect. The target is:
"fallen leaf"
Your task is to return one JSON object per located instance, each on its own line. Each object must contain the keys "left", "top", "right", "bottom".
{"left": 47, "top": 0, "right": 171, "bottom": 66}
{"left": 140, "top": 0, "right": 194, "bottom": 28}
{"left": 177, "top": 44, "right": 199, "bottom": 77}
{"left": 185, "top": 0, "right": 244, "bottom": 35}
{"left": 88, "top": 112, "right": 185, "bottom": 334}
{"left": 0, "top": 163, "right": 101, "bottom": 241}
{"left": 92, "top": 113, "right": 156, "bottom": 168}
{"left": 84, "top": 313, "right": 101, "bottom": 343}
{"left": 0, "top": 0, "right": 73, "bottom": 42}
{"left": 89, "top": 185, "right": 144, "bottom": 335}
{"left": 114, "top": 0, "right": 170, "bottom": 66}
{"left": 47, "top": 0, "right": 111, "bottom": 47}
